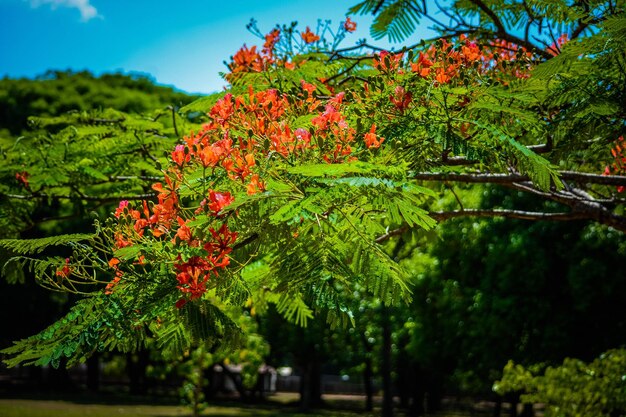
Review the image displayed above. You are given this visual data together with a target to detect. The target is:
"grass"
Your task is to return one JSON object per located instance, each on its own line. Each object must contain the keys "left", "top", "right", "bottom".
{"left": 0, "top": 394, "right": 384, "bottom": 417}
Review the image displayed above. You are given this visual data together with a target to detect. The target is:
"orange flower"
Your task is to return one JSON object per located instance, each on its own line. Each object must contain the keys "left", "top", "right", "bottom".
{"left": 301, "top": 27, "right": 320, "bottom": 44}
{"left": 108, "top": 258, "right": 120, "bottom": 268}
{"left": 389, "top": 85, "right": 412, "bottom": 112}
{"left": 207, "top": 190, "right": 234, "bottom": 215}
{"left": 374, "top": 51, "right": 404, "bottom": 72}
{"left": 344, "top": 17, "right": 357, "bottom": 33}
{"left": 198, "top": 145, "right": 221, "bottom": 168}
{"left": 114, "top": 200, "right": 129, "bottom": 218}
{"left": 171, "top": 145, "right": 190, "bottom": 167}
{"left": 230, "top": 44, "right": 263, "bottom": 73}
{"left": 435, "top": 68, "right": 450, "bottom": 84}
{"left": 15, "top": 171, "right": 29, "bottom": 188}
{"left": 364, "top": 124, "right": 384, "bottom": 148}
{"left": 175, "top": 216, "right": 192, "bottom": 242}
{"left": 461, "top": 41, "right": 481, "bottom": 62}
{"left": 246, "top": 174, "right": 265, "bottom": 195}
{"left": 55, "top": 258, "right": 72, "bottom": 278}
{"left": 150, "top": 225, "right": 165, "bottom": 237}
{"left": 114, "top": 232, "right": 132, "bottom": 249}
{"left": 105, "top": 275, "right": 121, "bottom": 295}
{"left": 263, "top": 28, "right": 280, "bottom": 56}
{"left": 411, "top": 52, "right": 433, "bottom": 77}
{"left": 301, "top": 80, "right": 316, "bottom": 94}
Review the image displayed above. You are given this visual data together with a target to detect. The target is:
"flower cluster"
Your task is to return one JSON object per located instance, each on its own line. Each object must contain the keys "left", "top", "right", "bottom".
{"left": 55, "top": 258, "right": 72, "bottom": 278}
{"left": 174, "top": 223, "right": 237, "bottom": 307}
{"left": 373, "top": 35, "right": 538, "bottom": 89}
{"left": 106, "top": 82, "right": 387, "bottom": 306}
{"left": 226, "top": 19, "right": 357, "bottom": 79}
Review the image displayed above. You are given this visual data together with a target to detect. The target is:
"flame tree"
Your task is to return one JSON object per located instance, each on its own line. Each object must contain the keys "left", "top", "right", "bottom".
{"left": 1, "top": 0, "right": 625, "bottom": 371}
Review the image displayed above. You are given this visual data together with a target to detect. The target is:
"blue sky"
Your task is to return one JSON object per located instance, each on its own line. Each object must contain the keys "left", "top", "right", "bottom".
{"left": 0, "top": 0, "right": 434, "bottom": 94}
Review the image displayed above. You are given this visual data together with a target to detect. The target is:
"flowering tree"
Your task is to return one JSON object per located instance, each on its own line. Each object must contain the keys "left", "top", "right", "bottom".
{"left": 2, "top": 0, "right": 625, "bottom": 371}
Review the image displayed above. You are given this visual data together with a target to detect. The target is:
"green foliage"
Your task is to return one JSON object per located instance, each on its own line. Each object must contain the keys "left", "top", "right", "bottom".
{"left": 530, "top": 14, "right": 626, "bottom": 168}
{"left": 495, "top": 349, "right": 626, "bottom": 417}
{"left": 0, "top": 233, "right": 94, "bottom": 255}
{"left": 350, "top": 0, "right": 423, "bottom": 43}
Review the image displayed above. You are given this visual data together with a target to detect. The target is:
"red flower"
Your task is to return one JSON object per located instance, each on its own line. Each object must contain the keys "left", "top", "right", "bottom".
{"left": 364, "top": 124, "right": 384, "bottom": 148}
{"left": 344, "top": 17, "right": 357, "bottom": 33}
{"left": 247, "top": 174, "right": 265, "bottom": 195}
{"left": 205, "top": 223, "right": 238, "bottom": 256}
{"left": 15, "top": 171, "right": 29, "bottom": 188}
{"left": 390, "top": 85, "right": 412, "bottom": 112}
{"left": 108, "top": 258, "right": 120, "bottom": 268}
{"left": 171, "top": 145, "right": 190, "bottom": 167}
{"left": 411, "top": 52, "right": 433, "bottom": 77}
{"left": 301, "top": 27, "right": 320, "bottom": 44}
{"left": 55, "top": 258, "right": 72, "bottom": 278}
{"left": 207, "top": 190, "right": 234, "bottom": 215}
{"left": 374, "top": 51, "right": 404, "bottom": 72}
{"left": 175, "top": 216, "right": 192, "bottom": 242}
{"left": 174, "top": 256, "right": 216, "bottom": 300}
{"left": 263, "top": 28, "right": 280, "bottom": 56}
{"left": 114, "top": 200, "right": 129, "bottom": 218}
{"left": 301, "top": 80, "right": 316, "bottom": 94}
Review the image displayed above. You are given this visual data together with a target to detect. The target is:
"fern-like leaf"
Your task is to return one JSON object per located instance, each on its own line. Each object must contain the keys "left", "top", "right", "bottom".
{"left": 0, "top": 233, "right": 94, "bottom": 255}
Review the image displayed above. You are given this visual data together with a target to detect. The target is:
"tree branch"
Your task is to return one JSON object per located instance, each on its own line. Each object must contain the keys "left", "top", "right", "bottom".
{"left": 375, "top": 207, "right": 626, "bottom": 244}
{"left": 429, "top": 209, "right": 589, "bottom": 222}
{"left": 412, "top": 171, "right": 626, "bottom": 187}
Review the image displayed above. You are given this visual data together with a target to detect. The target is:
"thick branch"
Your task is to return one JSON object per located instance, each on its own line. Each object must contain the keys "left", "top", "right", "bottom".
{"left": 429, "top": 209, "right": 589, "bottom": 222}
{"left": 375, "top": 206, "right": 626, "bottom": 244}
{"left": 436, "top": 143, "right": 552, "bottom": 166}
{"left": 466, "top": 0, "right": 553, "bottom": 60}
{"left": 374, "top": 209, "right": 588, "bottom": 244}
{"left": 469, "top": 0, "right": 506, "bottom": 33}
{"left": 413, "top": 171, "right": 626, "bottom": 187}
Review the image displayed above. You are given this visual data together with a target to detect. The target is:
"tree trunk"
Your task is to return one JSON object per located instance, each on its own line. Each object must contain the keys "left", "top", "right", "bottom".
{"left": 86, "top": 352, "right": 100, "bottom": 391}
{"left": 381, "top": 306, "right": 393, "bottom": 417}
{"left": 521, "top": 403, "right": 534, "bottom": 417}
{"left": 127, "top": 349, "right": 149, "bottom": 395}
{"left": 408, "top": 364, "right": 425, "bottom": 417}
{"left": 203, "top": 366, "right": 217, "bottom": 399}
{"left": 509, "top": 396, "right": 519, "bottom": 417}
{"left": 364, "top": 355, "right": 374, "bottom": 412}
{"left": 220, "top": 362, "right": 250, "bottom": 401}
{"left": 46, "top": 358, "right": 73, "bottom": 390}
{"left": 425, "top": 375, "right": 443, "bottom": 414}
{"left": 493, "top": 397, "right": 502, "bottom": 417}
{"left": 360, "top": 332, "right": 374, "bottom": 412}
{"left": 299, "top": 359, "right": 322, "bottom": 412}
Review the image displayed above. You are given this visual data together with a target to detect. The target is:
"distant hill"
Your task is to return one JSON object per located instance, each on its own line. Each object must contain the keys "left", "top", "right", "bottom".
{"left": 0, "top": 70, "right": 199, "bottom": 135}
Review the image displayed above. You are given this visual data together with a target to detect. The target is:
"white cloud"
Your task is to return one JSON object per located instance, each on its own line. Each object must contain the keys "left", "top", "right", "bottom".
{"left": 29, "top": 0, "right": 100, "bottom": 22}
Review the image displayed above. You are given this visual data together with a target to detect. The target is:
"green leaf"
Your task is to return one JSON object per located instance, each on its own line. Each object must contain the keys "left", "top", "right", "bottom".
{"left": 0, "top": 234, "right": 94, "bottom": 255}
